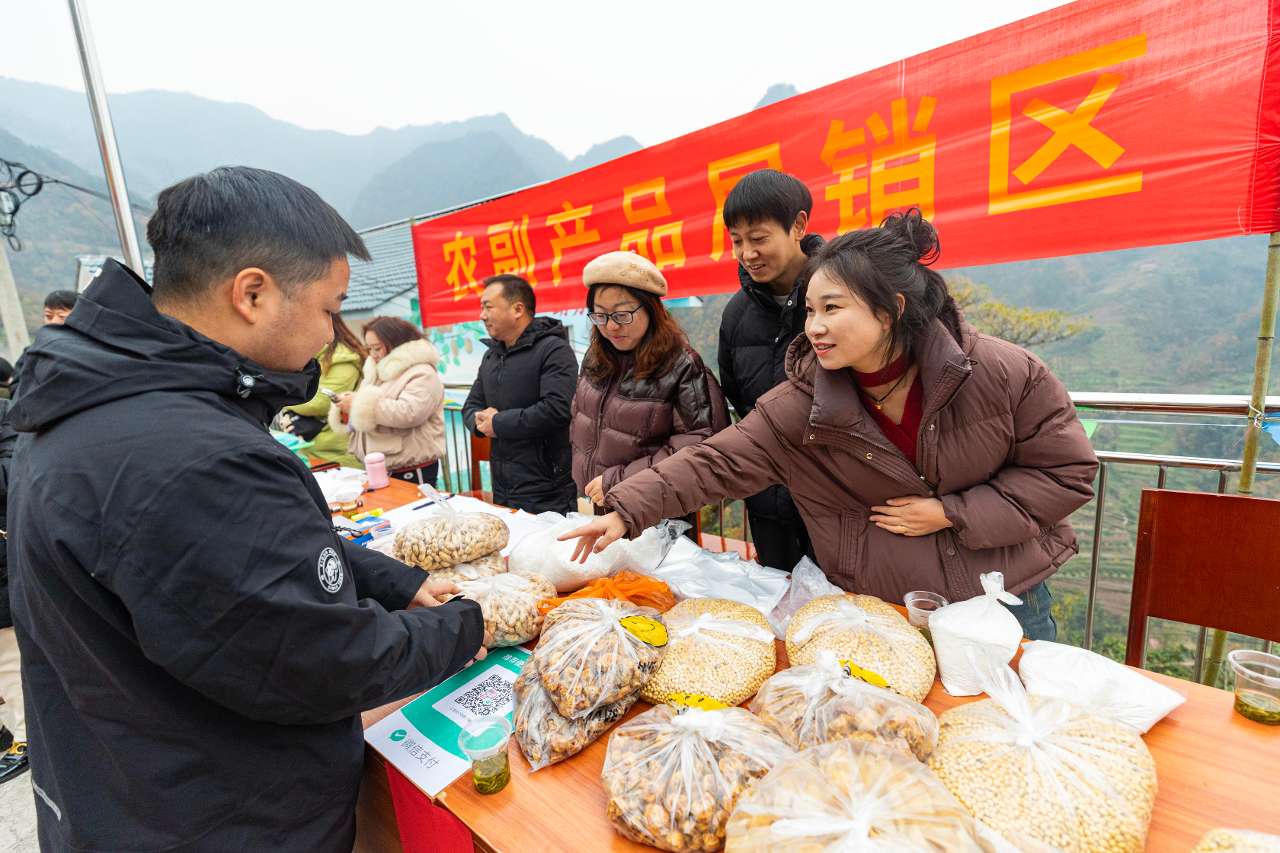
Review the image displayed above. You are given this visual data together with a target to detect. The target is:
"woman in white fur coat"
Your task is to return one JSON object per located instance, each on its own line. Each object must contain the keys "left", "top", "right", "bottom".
{"left": 329, "top": 316, "right": 446, "bottom": 485}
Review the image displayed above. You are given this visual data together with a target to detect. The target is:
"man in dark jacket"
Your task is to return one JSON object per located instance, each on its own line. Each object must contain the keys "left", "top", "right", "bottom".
{"left": 464, "top": 274, "right": 578, "bottom": 513}
{"left": 7, "top": 167, "right": 486, "bottom": 852}
{"left": 717, "top": 169, "right": 823, "bottom": 571}
{"left": 0, "top": 396, "right": 26, "bottom": 785}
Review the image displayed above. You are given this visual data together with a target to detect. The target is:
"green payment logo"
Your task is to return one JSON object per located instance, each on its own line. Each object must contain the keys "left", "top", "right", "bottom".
{"left": 389, "top": 729, "right": 407, "bottom": 742}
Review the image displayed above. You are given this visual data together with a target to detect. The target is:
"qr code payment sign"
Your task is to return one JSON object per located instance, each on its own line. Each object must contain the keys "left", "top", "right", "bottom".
{"left": 433, "top": 669, "right": 516, "bottom": 727}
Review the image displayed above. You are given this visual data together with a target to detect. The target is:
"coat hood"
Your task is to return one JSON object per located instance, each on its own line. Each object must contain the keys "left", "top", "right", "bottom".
{"left": 365, "top": 337, "right": 440, "bottom": 384}
{"left": 481, "top": 315, "right": 569, "bottom": 353}
{"left": 9, "top": 259, "right": 318, "bottom": 433}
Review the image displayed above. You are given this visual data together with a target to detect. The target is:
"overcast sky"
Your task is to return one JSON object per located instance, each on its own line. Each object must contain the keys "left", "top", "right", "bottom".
{"left": 6, "top": 0, "right": 1071, "bottom": 157}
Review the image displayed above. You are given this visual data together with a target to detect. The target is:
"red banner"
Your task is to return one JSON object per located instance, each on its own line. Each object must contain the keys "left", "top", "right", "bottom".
{"left": 413, "top": 0, "right": 1280, "bottom": 327}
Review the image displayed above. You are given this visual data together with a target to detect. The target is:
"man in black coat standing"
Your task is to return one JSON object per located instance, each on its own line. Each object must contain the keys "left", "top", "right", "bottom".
{"left": 463, "top": 274, "right": 578, "bottom": 513}
{"left": 7, "top": 167, "right": 487, "bottom": 852}
{"left": 717, "top": 169, "right": 824, "bottom": 571}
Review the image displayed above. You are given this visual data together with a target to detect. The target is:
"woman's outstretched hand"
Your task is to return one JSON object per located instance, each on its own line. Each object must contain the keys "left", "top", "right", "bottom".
{"left": 557, "top": 512, "right": 627, "bottom": 562}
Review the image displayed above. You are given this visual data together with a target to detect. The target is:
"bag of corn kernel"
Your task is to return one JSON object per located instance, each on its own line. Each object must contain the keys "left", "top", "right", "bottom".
{"left": 725, "top": 739, "right": 994, "bottom": 852}
{"left": 602, "top": 705, "right": 794, "bottom": 852}
{"left": 512, "top": 665, "right": 636, "bottom": 771}
{"left": 1191, "top": 829, "right": 1280, "bottom": 852}
{"left": 638, "top": 598, "right": 776, "bottom": 708}
{"left": 534, "top": 598, "right": 666, "bottom": 719}
{"left": 785, "top": 594, "right": 936, "bottom": 703}
{"left": 929, "top": 654, "right": 1157, "bottom": 853}
{"left": 749, "top": 650, "right": 939, "bottom": 761}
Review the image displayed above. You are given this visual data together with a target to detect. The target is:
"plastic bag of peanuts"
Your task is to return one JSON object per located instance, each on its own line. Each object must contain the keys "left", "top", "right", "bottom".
{"left": 456, "top": 572, "right": 556, "bottom": 648}
{"left": 749, "top": 650, "right": 938, "bottom": 761}
{"left": 602, "top": 705, "right": 794, "bottom": 852}
{"left": 534, "top": 598, "right": 666, "bottom": 719}
{"left": 725, "top": 739, "right": 995, "bottom": 852}
{"left": 928, "top": 654, "right": 1157, "bottom": 853}
{"left": 639, "top": 598, "right": 776, "bottom": 708}
{"left": 391, "top": 497, "right": 509, "bottom": 571}
{"left": 512, "top": 664, "right": 636, "bottom": 771}
{"left": 427, "top": 551, "right": 506, "bottom": 586}
{"left": 785, "top": 594, "right": 936, "bottom": 703}
{"left": 1191, "top": 829, "right": 1280, "bottom": 852}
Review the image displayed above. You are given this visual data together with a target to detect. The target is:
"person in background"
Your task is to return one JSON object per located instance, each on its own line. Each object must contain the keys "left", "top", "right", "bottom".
{"left": 463, "top": 274, "right": 578, "bottom": 513}
{"left": 7, "top": 166, "right": 485, "bottom": 851}
{"left": 0, "top": 394, "right": 25, "bottom": 785}
{"left": 717, "top": 169, "right": 825, "bottom": 571}
{"left": 42, "top": 291, "right": 77, "bottom": 325}
{"left": 0, "top": 359, "right": 12, "bottom": 400}
{"left": 282, "top": 315, "right": 366, "bottom": 467}
{"left": 330, "top": 316, "right": 445, "bottom": 485}
{"left": 563, "top": 210, "right": 1097, "bottom": 641}
{"left": 571, "top": 251, "right": 729, "bottom": 525}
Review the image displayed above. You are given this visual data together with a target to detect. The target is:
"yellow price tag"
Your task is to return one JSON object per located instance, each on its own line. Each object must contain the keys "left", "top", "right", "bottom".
{"left": 667, "top": 692, "right": 728, "bottom": 711}
{"left": 620, "top": 615, "right": 668, "bottom": 647}
{"left": 839, "top": 659, "right": 890, "bottom": 689}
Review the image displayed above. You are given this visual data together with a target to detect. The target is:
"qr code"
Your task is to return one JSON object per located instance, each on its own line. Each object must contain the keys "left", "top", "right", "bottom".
{"left": 452, "top": 673, "right": 512, "bottom": 717}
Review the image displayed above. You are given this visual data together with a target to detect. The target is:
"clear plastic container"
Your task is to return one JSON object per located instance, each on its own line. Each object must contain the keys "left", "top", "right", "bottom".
{"left": 904, "top": 591, "right": 948, "bottom": 640}
{"left": 458, "top": 718, "right": 513, "bottom": 793}
{"left": 1227, "top": 649, "right": 1280, "bottom": 725}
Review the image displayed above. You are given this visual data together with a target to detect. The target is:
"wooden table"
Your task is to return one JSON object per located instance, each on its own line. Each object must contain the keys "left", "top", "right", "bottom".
{"left": 354, "top": 492, "right": 1280, "bottom": 852}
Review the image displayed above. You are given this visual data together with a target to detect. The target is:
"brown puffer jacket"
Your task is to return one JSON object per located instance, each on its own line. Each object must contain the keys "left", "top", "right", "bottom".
{"left": 571, "top": 346, "right": 730, "bottom": 499}
{"left": 604, "top": 319, "right": 1098, "bottom": 602}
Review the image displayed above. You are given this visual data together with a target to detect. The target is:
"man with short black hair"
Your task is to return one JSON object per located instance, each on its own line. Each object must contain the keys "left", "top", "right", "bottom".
{"left": 8, "top": 166, "right": 486, "bottom": 851}
{"left": 463, "top": 274, "right": 577, "bottom": 513}
{"left": 41, "top": 291, "right": 77, "bottom": 325}
{"left": 718, "top": 169, "right": 824, "bottom": 571}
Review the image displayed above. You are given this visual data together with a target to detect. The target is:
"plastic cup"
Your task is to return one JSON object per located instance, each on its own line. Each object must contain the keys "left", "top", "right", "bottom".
{"left": 904, "top": 591, "right": 948, "bottom": 630}
{"left": 458, "top": 718, "right": 513, "bottom": 793}
{"left": 1227, "top": 649, "right": 1280, "bottom": 725}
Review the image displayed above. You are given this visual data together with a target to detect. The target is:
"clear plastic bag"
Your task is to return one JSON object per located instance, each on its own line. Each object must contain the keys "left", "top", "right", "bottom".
{"left": 456, "top": 572, "right": 556, "bottom": 647}
{"left": 512, "top": 664, "right": 636, "bottom": 771}
{"left": 726, "top": 739, "right": 994, "bottom": 852}
{"left": 642, "top": 549, "right": 790, "bottom": 615}
{"left": 392, "top": 490, "right": 509, "bottom": 571}
{"left": 508, "top": 514, "right": 687, "bottom": 593}
{"left": 1191, "top": 829, "right": 1280, "bottom": 852}
{"left": 767, "top": 556, "right": 843, "bottom": 638}
{"left": 928, "top": 654, "right": 1157, "bottom": 853}
{"left": 533, "top": 598, "right": 665, "bottom": 718}
{"left": 750, "top": 650, "right": 938, "bottom": 761}
{"left": 427, "top": 551, "right": 506, "bottom": 586}
{"left": 785, "top": 594, "right": 936, "bottom": 703}
{"left": 602, "top": 705, "right": 794, "bottom": 852}
{"left": 639, "top": 598, "right": 776, "bottom": 707}
{"left": 929, "top": 572, "right": 1023, "bottom": 697}
{"left": 1017, "top": 640, "right": 1186, "bottom": 733}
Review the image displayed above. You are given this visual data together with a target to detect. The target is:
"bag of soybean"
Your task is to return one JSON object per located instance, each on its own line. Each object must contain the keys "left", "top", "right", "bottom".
{"left": 639, "top": 598, "right": 776, "bottom": 707}
{"left": 929, "top": 572, "right": 1023, "bottom": 696}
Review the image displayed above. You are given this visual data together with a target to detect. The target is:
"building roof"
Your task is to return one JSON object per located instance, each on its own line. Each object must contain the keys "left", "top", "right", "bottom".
{"left": 346, "top": 222, "right": 417, "bottom": 311}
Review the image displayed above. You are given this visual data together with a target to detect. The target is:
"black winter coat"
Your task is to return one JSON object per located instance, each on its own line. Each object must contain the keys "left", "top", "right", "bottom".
{"left": 7, "top": 261, "right": 485, "bottom": 852}
{"left": 463, "top": 317, "right": 577, "bottom": 509}
{"left": 716, "top": 234, "right": 824, "bottom": 522}
{"left": 0, "top": 398, "right": 14, "bottom": 630}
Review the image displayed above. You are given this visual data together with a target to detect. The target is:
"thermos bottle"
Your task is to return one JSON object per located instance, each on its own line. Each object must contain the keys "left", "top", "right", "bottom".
{"left": 364, "top": 451, "right": 389, "bottom": 489}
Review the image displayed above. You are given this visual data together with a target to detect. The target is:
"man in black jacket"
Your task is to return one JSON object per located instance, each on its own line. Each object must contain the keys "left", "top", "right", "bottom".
{"left": 717, "top": 169, "right": 824, "bottom": 571}
{"left": 463, "top": 274, "right": 578, "bottom": 513}
{"left": 7, "top": 167, "right": 486, "bottom": 852}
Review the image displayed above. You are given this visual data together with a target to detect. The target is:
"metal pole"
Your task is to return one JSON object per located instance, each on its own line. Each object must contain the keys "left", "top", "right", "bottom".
{"left": 1203, "top": 231, "right": 1280, "bottom": 688}
{"left": 1084, "top": 462, "right": 1108, "bottom": 651}
{"left": 0, "top": 242, "right": 31, "bottom": 361}
{"left": 66, "top": 0, "right": 145, "bottom": 273}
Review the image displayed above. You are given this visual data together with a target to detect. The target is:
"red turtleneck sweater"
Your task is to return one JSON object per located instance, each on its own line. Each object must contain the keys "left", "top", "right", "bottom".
{"left": 854, "top": 353, "right": 924, "bottom": 467}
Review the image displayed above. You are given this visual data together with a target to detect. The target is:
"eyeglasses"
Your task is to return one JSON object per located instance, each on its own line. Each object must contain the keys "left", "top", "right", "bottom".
{"left": 587, "top": 309, "right": 639, "bottom": 326}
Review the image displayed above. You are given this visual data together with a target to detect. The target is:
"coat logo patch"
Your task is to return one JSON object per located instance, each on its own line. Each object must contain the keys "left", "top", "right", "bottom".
{"left": 317, "top": 547, "right": 344, "bottom": 594}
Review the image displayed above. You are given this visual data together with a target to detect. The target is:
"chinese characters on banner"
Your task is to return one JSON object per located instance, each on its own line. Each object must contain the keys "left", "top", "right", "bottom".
{"left": 412, "top": 0, "right": 1279, "bottom": 327}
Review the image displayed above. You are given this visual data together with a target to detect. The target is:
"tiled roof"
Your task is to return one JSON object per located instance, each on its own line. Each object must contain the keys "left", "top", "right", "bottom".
{"left": 345, "top": 222, "right": 417, "bottom": 311}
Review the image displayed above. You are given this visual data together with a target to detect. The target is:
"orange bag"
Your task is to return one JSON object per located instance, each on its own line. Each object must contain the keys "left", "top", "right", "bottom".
{"left": 537, "top": 571, "right": 676, "bottom": 615}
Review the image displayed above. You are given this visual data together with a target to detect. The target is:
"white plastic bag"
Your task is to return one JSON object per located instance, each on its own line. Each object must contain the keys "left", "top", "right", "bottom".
{"left": 1018, "top": 640, "right": 1186, "bottom": 733}
{"left": 508, "top": 514, "right": 686, "bottom": 593}
{"left": 767, "top": 556, "right": 843, "bottom": 638}
{"left": 929, "top": 572, "right": 1023, "bottom": 697}
{"left": 642, "top": 549, "right": 790, "bottom": 614}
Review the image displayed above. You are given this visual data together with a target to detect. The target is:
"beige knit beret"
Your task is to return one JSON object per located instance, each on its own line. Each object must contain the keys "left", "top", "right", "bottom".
{"left": 582, "top": 251, "right": 668, "bottom": 297}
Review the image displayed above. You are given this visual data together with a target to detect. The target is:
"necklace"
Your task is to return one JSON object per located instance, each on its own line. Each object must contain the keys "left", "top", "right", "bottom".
{"left": 860, "top": 369, "right": 911, "bottom": 411}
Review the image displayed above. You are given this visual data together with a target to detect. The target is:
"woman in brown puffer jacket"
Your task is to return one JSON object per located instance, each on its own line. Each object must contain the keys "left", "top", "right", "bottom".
{"left": 570, "top": 251, "right": 730, "bottom": 515}
{"left": 561, "top": 212, "right": 1097, "bottom": 641}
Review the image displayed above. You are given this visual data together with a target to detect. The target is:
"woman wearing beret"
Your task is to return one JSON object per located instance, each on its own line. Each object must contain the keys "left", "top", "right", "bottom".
{"left": 562, "top": 213, "right": 1097, "bottom": 640}
{"left": 570, "top": 251, "right": 731, "bottom": 517}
